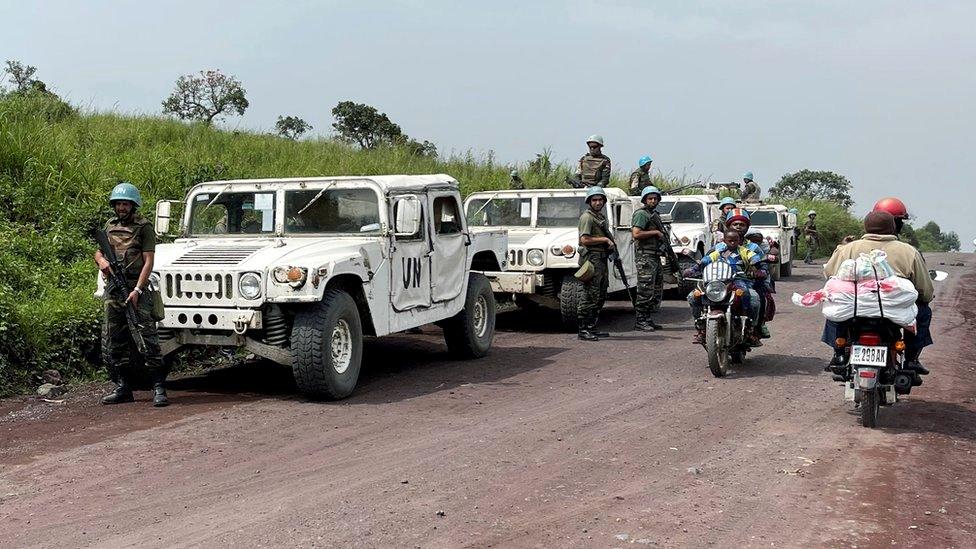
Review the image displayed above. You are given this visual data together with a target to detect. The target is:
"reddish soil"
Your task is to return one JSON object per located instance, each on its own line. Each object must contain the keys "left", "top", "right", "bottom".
{"left": 1, "top": 253, "right": 973, "bottom": 548}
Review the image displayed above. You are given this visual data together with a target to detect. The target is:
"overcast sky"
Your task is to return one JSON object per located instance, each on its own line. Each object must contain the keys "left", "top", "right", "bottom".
{"left": 3, "top": 0, "right": 973, "bottom": 249}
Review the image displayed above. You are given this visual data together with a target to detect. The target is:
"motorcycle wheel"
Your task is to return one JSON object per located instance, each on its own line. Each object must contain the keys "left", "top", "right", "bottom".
{"left": 706, "top": 318, "right": 729, "bottom": 377}
{"left": 860, "top": 388, "right": 880, "bottom": 428}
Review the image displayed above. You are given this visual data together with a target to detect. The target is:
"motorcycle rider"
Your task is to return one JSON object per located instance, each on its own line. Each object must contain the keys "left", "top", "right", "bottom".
{"left": 685, "top": 229, "right": 767, "bottom": 344}
{"left": 821, "top": 210, "right": 934, "bottom": 374}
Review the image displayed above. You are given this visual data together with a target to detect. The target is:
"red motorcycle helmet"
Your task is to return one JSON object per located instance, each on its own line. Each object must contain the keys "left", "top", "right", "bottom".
{"left": 873, "top": 197, "right": 909, "bottom": 220}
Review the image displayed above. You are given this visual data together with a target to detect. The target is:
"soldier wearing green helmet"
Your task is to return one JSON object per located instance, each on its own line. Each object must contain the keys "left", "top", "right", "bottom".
{"left": 576, "top": 134, "right": 611, "bottom": 188}
{"left": 628, "top": 155, "right": 653, "bottom": 196}
{"left": 95, "top": 182, "right": 169, "bottom": 407}
{"left": 576, "top": 186, "right": 614, "bottom": 341}
{"left": 631, "top": 185, "right": 667, "bottom": 331}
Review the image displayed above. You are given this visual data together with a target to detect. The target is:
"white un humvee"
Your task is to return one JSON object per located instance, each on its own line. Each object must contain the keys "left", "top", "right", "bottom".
{"left": 141, "top": 175, "right": 507, "bottom": 399}
{"left": 463, "top": 187, "right": 638, "bottom": 330}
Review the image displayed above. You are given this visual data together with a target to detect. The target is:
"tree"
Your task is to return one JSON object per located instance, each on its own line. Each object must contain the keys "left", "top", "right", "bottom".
{"left": 3, "top": 59, "right": 54, "bottom": 95}
{"left": 162, "top": 69, "right": 249, "bottom": 125}
{"left": 901, "top": 221, "right": 961, "bottom": 252}
{"left": 275, "top": 115, "right": 312, "bottom": 140}
{"left": 399, "top": 136, "right": 438, "bottom": 158}
{"left": 331, "top": 101, "right": 403, "bottom": 149}
{"left": 769, "top": 170, "right": 854, "bottom": 209}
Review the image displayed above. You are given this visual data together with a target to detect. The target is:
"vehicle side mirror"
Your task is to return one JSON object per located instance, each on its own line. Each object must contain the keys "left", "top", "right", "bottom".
{"left": 154, "top": 200, "right": 180, "bottom": 236}
{"left": 393, "top": 196, "right": 422, "bottom": 237}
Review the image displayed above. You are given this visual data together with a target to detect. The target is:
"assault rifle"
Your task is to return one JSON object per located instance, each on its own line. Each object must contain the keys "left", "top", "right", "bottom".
{"left": 662, "top": 182, "right": 707, "bottom": 195}
{"left": 606, "top": 233, "right": 637, "bottom": 307}
{"left": 658, "top": 219, "right": 683, "bottom": 277}
{"left": 95, "top": 230, "right": 147, "bottom": 355}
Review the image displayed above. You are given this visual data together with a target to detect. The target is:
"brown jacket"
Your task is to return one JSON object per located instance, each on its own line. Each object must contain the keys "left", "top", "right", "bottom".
{"left": 823, "top": 234, "right": 933, "bottom": 303}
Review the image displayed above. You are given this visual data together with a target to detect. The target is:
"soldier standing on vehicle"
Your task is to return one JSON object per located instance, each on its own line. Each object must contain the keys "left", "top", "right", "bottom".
{"left": 631, "top": 185, "right": 666, "bottom": 331}
{"left": 509, "top": 169, "right": 525, "bottom": 190}
{"left": 576, "top": 135, "right": 612, "bottom": 188}
{"left": 576, "top": 187, "right": 614, "bottom": 341}
{"left": 95, "top": 183, "right": 169, "bottom": 407}
{"left": 628, "top": 155, "right": 653, "bottom": 196}
{"left": 803, "top": 211, "right": 819, "bottom": 264}
{"left": 740, "top": 171, "right": 761, "bottom": 202}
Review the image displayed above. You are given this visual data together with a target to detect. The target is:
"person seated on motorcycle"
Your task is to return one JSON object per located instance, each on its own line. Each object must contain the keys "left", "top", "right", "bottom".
{"left": 685, "top": 230, "right": 767, "bottom": 345}
{"left": 821, "top": 210, "right": 934, "bottom": 374}
{"left": 706, "top": 208, "right": 757, "bottom": 256}
{"left": 745, "top": 229, "right": 774, "bottom": 340}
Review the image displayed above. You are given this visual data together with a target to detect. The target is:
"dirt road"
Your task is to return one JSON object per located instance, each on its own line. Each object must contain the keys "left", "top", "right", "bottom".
{"left": 2, "top": 254, "right": 974, "bottom": 548}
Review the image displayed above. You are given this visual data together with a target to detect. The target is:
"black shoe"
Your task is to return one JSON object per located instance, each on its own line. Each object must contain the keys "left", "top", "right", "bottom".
{"left": 634, "top": 322, "right": 656, "bottom": 332}
{"left": 905, "top": 360, "right": 930, "bottom": 375}
{"left": 591, "top": 329, "right": 610, "bottom": 337}
{"left": 646, "top": 319, "right": 664, "bottom": 330}
{"left": 578, "top": 330, "right": 599, "bottom": 341}
{"left": 152, "top": 384, "right": 169, "bottom": 407}
{"left": 101, "top": 384, "right": 134, "bottom": 405}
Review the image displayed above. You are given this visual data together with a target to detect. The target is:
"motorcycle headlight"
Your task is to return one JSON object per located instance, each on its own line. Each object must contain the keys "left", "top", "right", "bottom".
{"left": 239, "top": 272, "right": 262, "bottom": 300}
{"left": 704, "top": 280, "right": 728, "bottom": 302}
{"left": 526, "top": 249, "right": 545, "bottom": 266}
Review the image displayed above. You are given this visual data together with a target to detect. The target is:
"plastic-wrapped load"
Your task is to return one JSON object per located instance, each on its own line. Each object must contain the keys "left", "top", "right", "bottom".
{"left": 791, "top": 251, "right": 919, "bottom": 329}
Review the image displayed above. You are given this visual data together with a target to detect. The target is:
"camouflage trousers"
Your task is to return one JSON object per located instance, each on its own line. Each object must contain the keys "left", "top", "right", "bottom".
{"left": 103, "top": 292, "right": 165, "bottom": 383}
{"left": 577, "top": 254, "right": 609, "bottom": 331}
{"left": 635, "top": 252, "right": 663, "bottom": 321}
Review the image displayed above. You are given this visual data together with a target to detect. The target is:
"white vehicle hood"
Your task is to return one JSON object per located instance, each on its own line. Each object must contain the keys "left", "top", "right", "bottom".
{"left": 156, "top": 237, "right": 379, "bottom": 271}
{"left": 505, "top": 227, "right": 577, "bottom": 249}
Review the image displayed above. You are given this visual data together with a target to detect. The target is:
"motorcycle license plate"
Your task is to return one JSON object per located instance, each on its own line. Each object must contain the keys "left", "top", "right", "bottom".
{"left": 850, "top": 345, "right": 887, "bottom": 366}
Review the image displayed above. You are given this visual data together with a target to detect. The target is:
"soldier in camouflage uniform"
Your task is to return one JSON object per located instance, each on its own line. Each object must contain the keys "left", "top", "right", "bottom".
{"left": 576, "top": 186, "right": 614, "bottom": 341}
{"left": 740, "top": 171, "right": 761, "bottom": 202}
{"left": 509, "top": 169, "right": 525, "bottom": 190}
{"left": 95, "top": 182, "right": 169, "bottom": 407}
{"left": 628, "top": 155, "right": 653, "bottom": 196}
{"left": 576, "top": 135, "right": 612, "bottom": 187}
{"left": 631, "top": 185, "right": 666, "bottom": 331}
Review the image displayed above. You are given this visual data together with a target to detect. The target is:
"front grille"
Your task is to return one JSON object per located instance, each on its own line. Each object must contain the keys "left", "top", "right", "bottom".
{"left": 508, "top": 249, "right": 525, "bottom": 266}
{"left": 172, "top": 245, "right": 265, "bottom": 266}
{"left": 163, "top": 272, "right": 236, "bottom": 305}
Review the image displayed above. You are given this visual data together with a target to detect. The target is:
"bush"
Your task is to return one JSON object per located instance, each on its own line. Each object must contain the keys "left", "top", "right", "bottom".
{"left": 784, "top": 198, "right": 862, "bottom": 259}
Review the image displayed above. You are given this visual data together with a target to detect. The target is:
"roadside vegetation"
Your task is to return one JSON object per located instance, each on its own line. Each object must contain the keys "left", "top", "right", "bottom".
{"left": 0, "top": 60, "right": 958, "bottom": 395}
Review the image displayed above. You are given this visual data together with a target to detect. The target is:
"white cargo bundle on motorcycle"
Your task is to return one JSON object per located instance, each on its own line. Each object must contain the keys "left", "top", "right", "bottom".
{"left": 99, "top": 175, "right": 508, "bottom": 400}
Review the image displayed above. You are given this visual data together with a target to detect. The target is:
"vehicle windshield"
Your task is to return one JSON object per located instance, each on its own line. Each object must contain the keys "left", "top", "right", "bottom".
{"left": 658, "top": 200, "right": 677, "bottom": 215}
{"left": 189, "top": 191, "right": 276, "bottom": 236}
{"left": 536, "top": 196, "right": 587, "bottom": 227}
{"left": 666, "top": 201, "right": 705, "bottom": 224}
{"left": 284, "top": 188, "right": 381, "bottom": 234}
{"left": 466, "top": 197, "right": 532, "bottom": 227}
{"left": 747, "top": 210, "right": 780, "bottom": 227}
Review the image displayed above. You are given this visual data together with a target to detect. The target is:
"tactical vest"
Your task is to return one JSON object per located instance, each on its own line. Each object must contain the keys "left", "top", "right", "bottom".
{"left": 629, "top": 170, "right": 650, "bottom": 194}
{"left": 579, "top": 154, "right": 610, "bottom": 185}
{"left": 106, "top": 216, "right": 149, "bottom": 279}
{"left": 634, "top": 206, "right": 663, "bottom": 254}
{"left": 580, "top": 209, "right": 611, "bottom": 258}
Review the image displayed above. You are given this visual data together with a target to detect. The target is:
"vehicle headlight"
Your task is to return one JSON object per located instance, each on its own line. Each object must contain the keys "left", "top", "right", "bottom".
{"left": 239, "top": 272, "right": 262, "bottom": 300}
{"left": 704, "top": 280, "right": 728, "bottom": 302}
{"left": 549, "top": 245, "right": 576, "bottom": 258}
{"left": 272, "top": 266, "right": 308, "bottom": 289}
{"left": 148, "top": 272, "right": 161, "bottom": 291}
{"left": 526, "top": 249, "right": 545, "bottom": 266}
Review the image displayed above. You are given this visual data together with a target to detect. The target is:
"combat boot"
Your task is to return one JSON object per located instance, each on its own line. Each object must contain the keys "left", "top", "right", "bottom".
{"left": 152, "top": 383, "right": 169, "bottom": 407}
{"left": 645, "top": 318, "right": 663, "bottom": 330}
{"left": 101, "top": 382, "right": 134, "bottom": 405}
{"left": 578, "top": 329, "right": 599, "bottom": 341}
{"left": 635, "top": 321, "right": 656, "bottom": 332}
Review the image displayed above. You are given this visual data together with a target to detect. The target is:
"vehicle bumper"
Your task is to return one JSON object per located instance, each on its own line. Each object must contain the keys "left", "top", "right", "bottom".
{"left": 482, "top": 271, "right": 544, "bottom": 294}
{"left": 159, "top": 307, "right": 263, "bottom": 331}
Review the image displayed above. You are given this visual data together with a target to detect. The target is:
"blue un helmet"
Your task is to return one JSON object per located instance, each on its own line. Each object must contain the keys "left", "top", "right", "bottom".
{"left": 742, "top": 171, "right": 754, "bottom": 182}
{"left": 109, "top": 182, "right": 143, "bottom": 208}
{"left": 640, "top": 185, "right": 662, "bottom": 202}
{"left": 585, "top": 186, "right": 607, "bottom": 203}
{"left": 718, "top": 197, "right": 737, "bottom": 208}
{"left": 638, "top": 155, "right": 653, "bottom": 168}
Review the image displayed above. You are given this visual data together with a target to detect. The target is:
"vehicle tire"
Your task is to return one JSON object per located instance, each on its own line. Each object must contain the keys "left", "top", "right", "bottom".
{"left": 706, "top": 318, "right": 729, "bottom": 377}
{"left": 559, "top": 273, "right": 583, "bottom": 332}
{"left": 781, "top": 260, "right": 792, "bottom": 277}
{"left": 860, "top": 388, "right": 880, "bottom": 428}
{"left": 291, "top": 289, "right": 363, "bottom": 400}
{"left": 443, "top": 273, "right": 496, "bottom": 358}
{"left": 771, "top": 261, "right": 782, "bottom": 281}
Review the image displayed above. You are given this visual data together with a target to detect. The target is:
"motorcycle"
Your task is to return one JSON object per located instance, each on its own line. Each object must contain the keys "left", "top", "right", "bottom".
{"left": 689, "top": 259, "right": 758, "bottom": 377}
{"left": 830, "top": 269, "right": 948, "bottom": 428}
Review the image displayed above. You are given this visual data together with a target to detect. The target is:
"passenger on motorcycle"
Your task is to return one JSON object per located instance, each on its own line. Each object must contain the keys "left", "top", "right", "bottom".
{"left": 821, "top": 210, "right": 934, "bottom": 374}
{"left": 685, "top": 230, "right": 768, "bottom": 345}
{"left": 745, "top": 229, "right": 775, "bottom": 340}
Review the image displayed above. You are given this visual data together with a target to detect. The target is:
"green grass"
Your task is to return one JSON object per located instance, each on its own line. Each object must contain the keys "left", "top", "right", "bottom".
{"left": 0, "top": 94, "right": 856, "bottom": 395}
